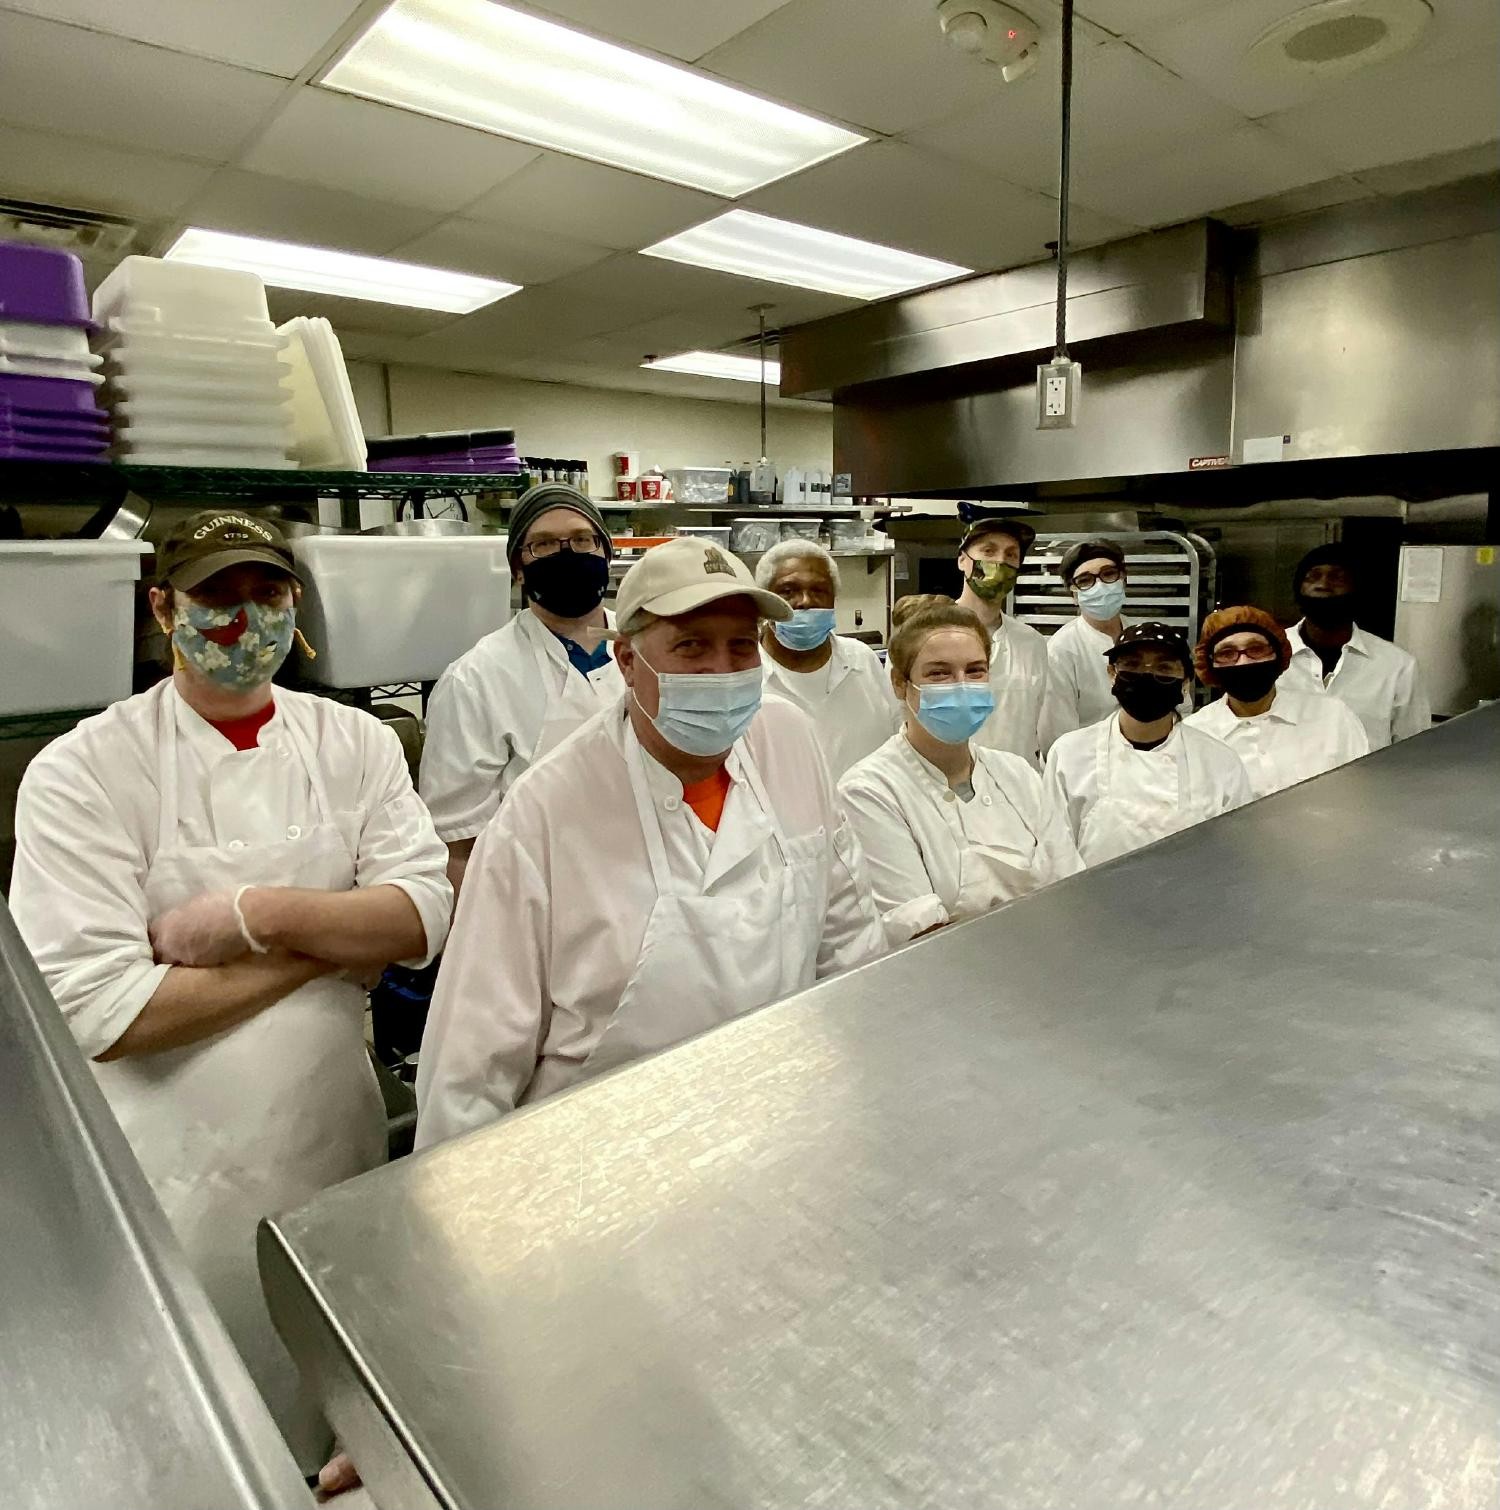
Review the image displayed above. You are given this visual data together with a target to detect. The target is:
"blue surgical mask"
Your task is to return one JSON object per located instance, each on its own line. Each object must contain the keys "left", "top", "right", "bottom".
{"left": 634, "top": 651, "right": 764, "bottom": 757}
{"left": 173, "top": 598, "right": 295, "bottom": 690}
{"left": 772, "top": 607, "right": 837, "bottom": 651}
{"left": 909, "top": 682, "right": 996, "bottom": 744}
{"left": 1076, "top": 579, "right": 1126, "bottom": 621}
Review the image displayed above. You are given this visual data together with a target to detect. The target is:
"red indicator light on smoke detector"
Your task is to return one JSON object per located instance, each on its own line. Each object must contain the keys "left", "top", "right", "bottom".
{"left": 1007, "top": 28, "right": 1017, "bottom": 36}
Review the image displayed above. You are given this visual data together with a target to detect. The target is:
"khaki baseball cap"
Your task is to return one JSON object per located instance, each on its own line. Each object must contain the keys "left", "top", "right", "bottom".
{"left": 156, "top": 510, "right": 300, "bottom": 591}
{"left": 615, "top": 536, "right": 792, "bottom": 629}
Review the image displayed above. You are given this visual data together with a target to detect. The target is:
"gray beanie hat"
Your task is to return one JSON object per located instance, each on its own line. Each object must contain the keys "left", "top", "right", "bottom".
{"left": 507, "top": 483, "right": 612, "bottom": 565}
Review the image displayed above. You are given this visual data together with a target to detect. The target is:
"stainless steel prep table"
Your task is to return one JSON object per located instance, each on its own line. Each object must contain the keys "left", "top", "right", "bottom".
{"left": 0, "top": 902, "right": 312, "bottom": 1510}
{"left": 262, "top": 707, "right": 1500, "bottom": 1510}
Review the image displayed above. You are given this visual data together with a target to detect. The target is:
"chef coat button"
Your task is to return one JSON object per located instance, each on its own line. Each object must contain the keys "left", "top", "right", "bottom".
{"left": 944, "top": 789, "right": 957, "bottom": 803}
{"left": 287, "top": 824, "right": 302, "bottom": 839}
{"left": 664, "top": 796, "right": 680, "bottom": 812}
{"left": 228, "top": 839, "right": 246, "bottom": 851}
{"left": 982, "top": 795, "right": 993, "bottom": 807}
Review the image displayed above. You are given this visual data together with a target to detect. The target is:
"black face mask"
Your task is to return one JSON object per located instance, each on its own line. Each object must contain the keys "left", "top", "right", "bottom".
{"left": 1215, "top": 661, "right": 1281, "bottom": 704}
{"left": 1111, "top": 670, "right": 1184, "bottom": 722}
{"left": 523, "top": 549, "right": 609, "bottom": 617}
{"left": 1296, "top": 590, "right": 1355, "bottom": 628}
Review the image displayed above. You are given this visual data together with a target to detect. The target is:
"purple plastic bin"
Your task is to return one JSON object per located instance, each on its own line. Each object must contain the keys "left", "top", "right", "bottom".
{"left": 0, "top": 441, "right": 109, "bottom": 462}
{"left": 0, "top": 371, "right": 104, "bottom": 414}
{"left": 0, "top": 242, "right": 93, "bottom": 329}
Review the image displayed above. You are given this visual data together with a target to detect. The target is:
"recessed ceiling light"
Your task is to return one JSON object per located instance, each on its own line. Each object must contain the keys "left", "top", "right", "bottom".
{"left": 163, "top": 228, "right": 519, "bottom": 313}
{"left": 642, "top": 351, "right": 780, "bottom": 384}
{"left": 641, "top": 211, "right": 972, "bottom": 301}
{"left": 1249, "top": 0, "right": 1431, "bottom": 79}
{"left": 322, "top": 0, "right": 865, "bottom": 198}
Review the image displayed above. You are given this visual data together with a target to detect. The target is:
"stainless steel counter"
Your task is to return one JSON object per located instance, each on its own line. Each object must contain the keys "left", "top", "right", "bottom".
{"left": 0, "top": 903, "right": 311, "bottom": 1510}
{"left": 262, "top": 707, "right": 1500, "bottom": 1510}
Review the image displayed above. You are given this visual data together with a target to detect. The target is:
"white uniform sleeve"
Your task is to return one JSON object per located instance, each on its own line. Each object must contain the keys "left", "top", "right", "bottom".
{"left": 356, "top": 720, "right": 453, "bottom": 967}
{"left": 10, "top": 752, "right": 168, "bottom": 1061}
{"left": 816, "top": 816, "right": 890, "bottom": 976}
{"left": 414, "top": 809, "right": 551, "bottom": 1149}
{"left": 1038, "top": 634, "right": 1081, "bottom": 756}
{"left": 838, "top": 773, "right": 948, "bottom": 945}
{"left": 1391, "top": 656, "right": 1433, "bottom": 742}
{"left": 419, "top": 666, "right": 516, "bottom": 843}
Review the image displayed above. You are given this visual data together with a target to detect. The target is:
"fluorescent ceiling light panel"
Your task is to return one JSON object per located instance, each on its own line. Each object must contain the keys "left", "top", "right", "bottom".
{"left": 642, "top": 211, "right": 972, "bottom": 300}
{"left": 643, "top": 351, "right": 780, "bottom": 384}
{"left": 321, "top": 0, "right": 865, "bottom": 198}
{"left": 163, "top": 228, "right": 519, "bottom": 313}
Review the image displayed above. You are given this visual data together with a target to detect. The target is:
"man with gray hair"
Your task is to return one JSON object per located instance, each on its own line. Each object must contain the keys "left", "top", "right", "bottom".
{"left": 415, "top": 537, "right": 886, "bottom": 1148}
{"left": 755, "top": 539, "right": 899, "bottom": 779}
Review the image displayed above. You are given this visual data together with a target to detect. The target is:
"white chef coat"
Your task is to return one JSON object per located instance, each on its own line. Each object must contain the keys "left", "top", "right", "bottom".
{"left": 1043, "top": 713, "right": 1254, "bottom": 866}
{"left": 1282, "top": 621, "right": 1431, "bottom": 750}
{"left": 972, "top": 612, "right": 1049, "bottom": 768}
{"left": 414, "top": 696, "right": 886, "bottom": 1148}
{"left": 761, "top": 634, "right": 900, "bottom": 780}
{"left": 1185, "top": 685, "right": 1370, "bottom": 800}
{"left": 11, "top": 680, "right": 453, "bottom": 1059}
{"left": 838, "top": 732, "right": 1083, "bottom": 945}
{"left": 420, "top": 607, "right": 623, "bottom": 842}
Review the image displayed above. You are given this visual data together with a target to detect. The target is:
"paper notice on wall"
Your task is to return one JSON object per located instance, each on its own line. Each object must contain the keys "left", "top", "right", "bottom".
{"left": 1242, "top": 435, "right": 1286, "bottom": 464}
{"left": 1398, "top": 547, "right": 1444, "bottom": 604}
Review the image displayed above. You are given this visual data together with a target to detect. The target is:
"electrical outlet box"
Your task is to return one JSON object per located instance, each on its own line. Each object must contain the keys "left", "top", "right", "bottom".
{"left": 1036, "top": 358, "right": 1081, "bottom": 430}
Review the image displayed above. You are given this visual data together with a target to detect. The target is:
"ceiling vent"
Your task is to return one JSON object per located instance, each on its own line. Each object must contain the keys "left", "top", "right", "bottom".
{"left": 1248, "top": 0, "right": 1431, "bottom": 80}
{"left": 0, "top": 197, "right": 140, "bottom": 259}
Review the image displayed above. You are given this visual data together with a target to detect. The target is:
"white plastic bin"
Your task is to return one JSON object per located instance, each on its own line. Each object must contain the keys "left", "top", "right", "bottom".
{"left": 290, "top": 534, "right": 511, "bottom": 688}
{"left": 0, "top": 541, "right": 149, "bottom": 714}
{"left": 92, "top": 256, "right": 273, "bottom": 334}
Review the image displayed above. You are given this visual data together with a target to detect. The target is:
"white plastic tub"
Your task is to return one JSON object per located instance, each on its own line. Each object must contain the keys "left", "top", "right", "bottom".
{"left": 290, "top": 533, "right": 511, "bottom": 687}
{"left": 0, "top": 540, "right": 149, "bottom": 714}
{"left": 92, "top": 256, "right": 273, "bottom": 334}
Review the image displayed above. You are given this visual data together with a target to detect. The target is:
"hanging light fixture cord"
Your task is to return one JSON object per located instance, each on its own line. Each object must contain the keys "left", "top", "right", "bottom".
{"left": 758, "top": 307, "right": 769, "bottom": 459}
{"left": 1055, "top": 0, "right": 1074, "bottom": 361}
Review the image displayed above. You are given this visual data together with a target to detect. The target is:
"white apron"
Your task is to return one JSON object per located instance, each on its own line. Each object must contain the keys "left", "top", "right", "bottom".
{"left": 953, "top": 778, "right": 1044, "bottom": 918}
{"left": 1076, "top": 717, "right": 1189, "bottom": 867}
{"left": 93, "top": 691, "right": 385, "bottom": 1470}
{"left": 580, "top": 733, "right": 824, "bottom": 1081}
{"left": 520, "top": 610, "right": 618, "bottom": 763}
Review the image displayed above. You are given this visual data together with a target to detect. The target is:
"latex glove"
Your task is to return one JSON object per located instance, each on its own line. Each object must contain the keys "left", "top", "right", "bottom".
{"left": 317, "top": 1451, "right": 362, "bottom": 1499}
{"left": 149, "top": 889, "right": 254, "bottom": 967}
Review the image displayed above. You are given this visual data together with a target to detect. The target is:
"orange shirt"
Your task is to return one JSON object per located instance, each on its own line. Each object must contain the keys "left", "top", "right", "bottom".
{"left": 681, "top": 765, "right": 732, "bottom": 832}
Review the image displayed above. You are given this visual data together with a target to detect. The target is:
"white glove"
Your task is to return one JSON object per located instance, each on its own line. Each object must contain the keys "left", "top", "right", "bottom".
{"left": 149, "top": 887, "right": 264, "bottom": 967}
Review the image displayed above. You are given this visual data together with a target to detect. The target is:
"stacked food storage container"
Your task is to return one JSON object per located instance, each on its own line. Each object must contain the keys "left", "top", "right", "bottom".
{"left": 0, "top": 242, "right": 110, "bottom": 462}
{"left": 93, "top": 256, "right": 294, "bottom": 468}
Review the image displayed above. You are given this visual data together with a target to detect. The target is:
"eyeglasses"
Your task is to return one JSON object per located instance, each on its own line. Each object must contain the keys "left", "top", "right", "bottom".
{"left": 522, "top": 531, "right": 605, "bottom": 561}
{"left": 1072, "top": 565, "right": 1122, "bottom": 590}
{"left": 1211, "top": 642, "right": 1276, "bottom": 667}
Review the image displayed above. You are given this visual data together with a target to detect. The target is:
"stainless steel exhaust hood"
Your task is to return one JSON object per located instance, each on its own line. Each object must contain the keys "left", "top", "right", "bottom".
{"left": 781, "top": 175, "right": 1500, "bottom": 500}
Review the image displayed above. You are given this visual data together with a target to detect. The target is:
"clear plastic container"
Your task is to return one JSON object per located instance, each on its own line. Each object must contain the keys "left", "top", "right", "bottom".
{"left": 279, "top": 316, "right": 366, "bottom": 470}
{"left": 779, "top": 518, "right": 822, "bottom": 542}
{"left": 664, "top": 467, "right": 733, "bottom": 505}
{"left": 92, "top": 256, "right": 273, "bottom": 335}
{"left": 729, "top": 517, "right": 781, "bottom": 553}
{"left": 0, "top": 541, "right": 149, "bottom": 714}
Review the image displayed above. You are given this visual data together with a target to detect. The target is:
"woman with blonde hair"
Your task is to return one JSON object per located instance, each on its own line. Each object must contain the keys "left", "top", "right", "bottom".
{"left": 839, "top": 597, "right": 1082, "bottom": 944}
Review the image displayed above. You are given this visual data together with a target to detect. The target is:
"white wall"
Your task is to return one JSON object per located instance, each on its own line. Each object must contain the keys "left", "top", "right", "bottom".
{"left": 347, "top": 361, "right": 834, "bottom": 485}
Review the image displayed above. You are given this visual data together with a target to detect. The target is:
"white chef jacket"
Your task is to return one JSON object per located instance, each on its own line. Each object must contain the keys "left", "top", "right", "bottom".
{"left": 414, "top": 696, "right": 886, "bottom": 1148}
{"left": 1043, "top": 713, "right": 1254, "bottom": 865}
{"left": 10, "top": 681, "right": 452, "bottom": 1060}
{"left": 1282, "top": 621, "right": 1431, "bottom": 750}
{"left": 1185, "top": 686, "right": 1370, "bottom": 800}
{"left": 420, "top": 607, "right": 623, "bottom": 842}
{"left": 838, "top": 733, "right": 1083, "bottom": 944}
{"left": 761, "top": 635, "right": 900, "bottom": 780}
{"left": 972, "top": 612, "right": 1049, "bottom": 768}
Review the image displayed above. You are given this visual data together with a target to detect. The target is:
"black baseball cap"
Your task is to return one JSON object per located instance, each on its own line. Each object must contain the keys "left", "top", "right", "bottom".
{"left": 156, "top": 510, "right": 300, "bottom": 591}
{"left": 959, "top": 514, "right": 1037, "bottom": 556}
{"left": 1104, "top": 621, "right": 1191, "bottom": 672}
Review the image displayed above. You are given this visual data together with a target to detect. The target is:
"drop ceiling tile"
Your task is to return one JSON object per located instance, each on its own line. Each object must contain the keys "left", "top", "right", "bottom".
{"left": 743, "top": 141, "right": 1074, "bottom": 271}
{"left": 400, "top": 284, "right": 642, "bottom": 365}
{"left": 1070, "top": 0, "right": 1239, "bottom": 39}
{"left": 0, "top": 0, "right": 363, "bottom": 76}
{"left": 1354, "top": 140, "right": 1500, "bottom": 196}
{"left": 1133, "top": 0, "right": 1498, "bottom": 117}
{"left": 615, "top": 308, "right": 778, "bottom": 354}
{"left": 286, "top": 291, "right": 466, "bottom": 339}
{"left": 0, "top": 11, "right": 286, "bottom": 160}
{"left": 174, "top": 170, "right": 442, "bottom": 256}
{"left": 242, "top": 91, "right": 543, "bottom": 213}
{"left": 1263, "top": 53, "right": 1500, "bottom": 175}
{"left": 0, "top": 125, "right": 216, "bottom": 219}
{"left": 390, "top": 218, "right": 613, "bottom": 287}
{"left": 1213, "top": 173, "right": 1373, "bottom": 228}
{"left": 331, "top": 329, "right": 421, "bottom": 363}
{"left": 909, "top": 41, "right": 1246, "bottom": 195}
{"left": 465, "top": 154, "right": 726, "bottom": 250}
{"left": 700, "top": 0, "right": 1109, "bottom": 136}
{"left": 522, "top": 0, "right": 798, "bottom": 62}
{"left": 1069, "top": 123, "right": 1337, "bottom": 225}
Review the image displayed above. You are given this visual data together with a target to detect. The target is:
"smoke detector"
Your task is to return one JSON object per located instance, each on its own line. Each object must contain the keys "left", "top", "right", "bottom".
{"left": 937, "top": 0, "right": 1040, "bottom": 83}
{"left": 1248, "top": 0, "right": 1431, "bottom": 80}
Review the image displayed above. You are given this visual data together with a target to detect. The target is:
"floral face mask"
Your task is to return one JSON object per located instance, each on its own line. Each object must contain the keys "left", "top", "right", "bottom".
{"left": 172, "top": 598, "right": 295, "bottom": 690}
